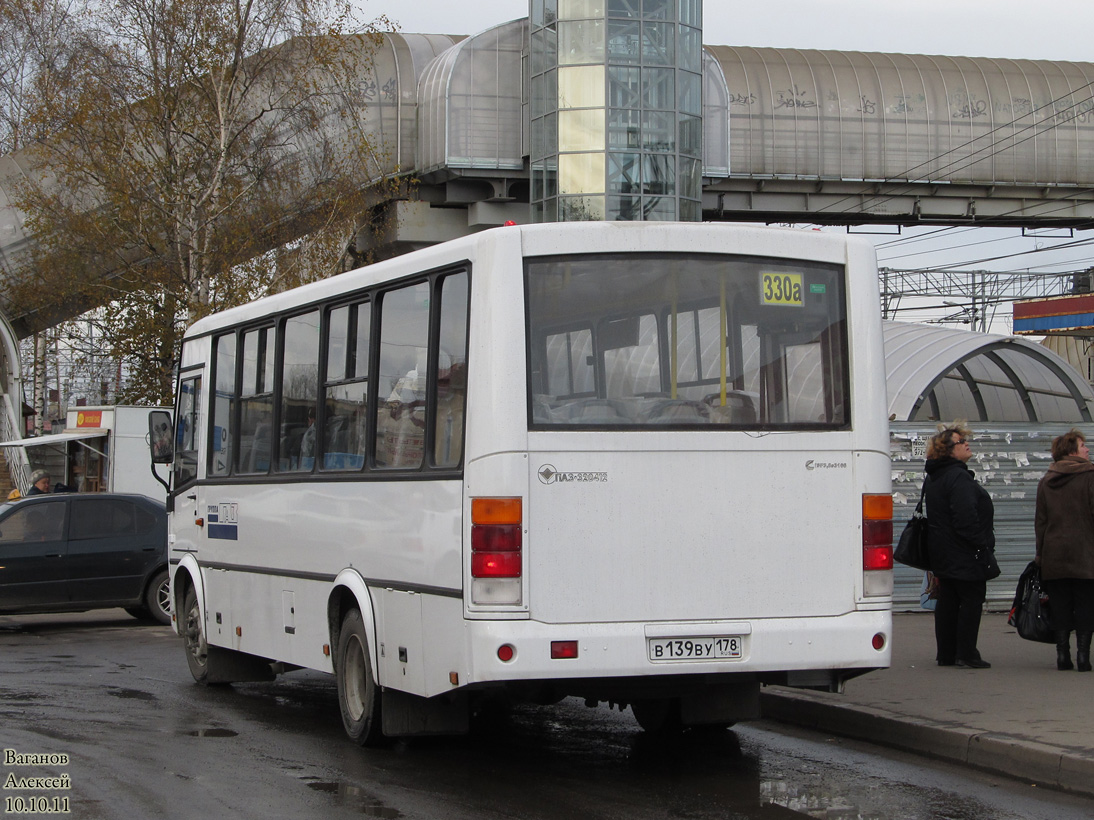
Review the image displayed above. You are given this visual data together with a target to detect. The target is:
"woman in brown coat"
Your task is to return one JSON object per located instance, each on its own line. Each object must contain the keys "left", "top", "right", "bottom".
{"left": 1034, "top": 429, "right": 1094, "bottom": 671}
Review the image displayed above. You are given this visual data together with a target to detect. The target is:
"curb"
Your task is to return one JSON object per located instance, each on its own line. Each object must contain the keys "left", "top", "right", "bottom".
{"left": 759, "top": 688, "right": 1094, "bottom": 798}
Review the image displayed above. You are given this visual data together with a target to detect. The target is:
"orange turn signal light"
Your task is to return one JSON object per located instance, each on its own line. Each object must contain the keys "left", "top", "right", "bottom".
{"left": 862, "top": 494, "right": 893, "bottom": 520}
{"left": 472, "top": 497, "right": 522, "bottom": 525}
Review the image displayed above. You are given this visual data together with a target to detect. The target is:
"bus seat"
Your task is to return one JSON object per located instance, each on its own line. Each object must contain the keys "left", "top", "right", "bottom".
{"left": 703, "top": 392, "right": 758, "bottom": 424}
{"left": 563, "top": 398, "right": 624, "bottom": 423}
{"left": 642, "top": 399, "right": 708, "bottom": 423}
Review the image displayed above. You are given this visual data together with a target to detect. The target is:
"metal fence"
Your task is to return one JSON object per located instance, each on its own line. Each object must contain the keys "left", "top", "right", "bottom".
{"left": 890, "top": 423, "right": 1078, "bottom": 611}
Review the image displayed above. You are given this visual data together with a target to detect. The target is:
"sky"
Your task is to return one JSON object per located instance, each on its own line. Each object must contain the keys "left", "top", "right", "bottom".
{"left": 353, "top": 1, "right": 1094, "bottom": 331}
{"left": 356, "top": 1, "right": 1092, "bottom": 62}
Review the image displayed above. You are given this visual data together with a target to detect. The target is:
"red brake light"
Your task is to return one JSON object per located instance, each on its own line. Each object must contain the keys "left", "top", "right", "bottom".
{"left": 863, "top": 545, "right": 894, "bottom": 570}
{"left": 472, "top": 551, "right": 522, "bottom": 577}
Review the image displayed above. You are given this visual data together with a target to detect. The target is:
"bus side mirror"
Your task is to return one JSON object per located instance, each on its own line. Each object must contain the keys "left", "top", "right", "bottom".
{"left": 149, "top": 411, "right": 174, "bottom": 464}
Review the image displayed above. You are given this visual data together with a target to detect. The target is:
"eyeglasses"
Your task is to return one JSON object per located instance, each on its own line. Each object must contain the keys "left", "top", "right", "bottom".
{"left": 954, "top": 438, "right": 969, "bottom": 445}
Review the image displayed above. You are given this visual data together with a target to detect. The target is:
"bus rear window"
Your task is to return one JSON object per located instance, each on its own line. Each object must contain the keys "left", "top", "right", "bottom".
{"left": 526, "top": 253, "right": 849, "bottom": 429}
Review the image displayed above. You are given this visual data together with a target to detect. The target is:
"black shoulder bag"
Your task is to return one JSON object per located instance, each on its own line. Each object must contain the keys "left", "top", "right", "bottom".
{"left": 894, "top": 479, "right": 931, "bottom": 571}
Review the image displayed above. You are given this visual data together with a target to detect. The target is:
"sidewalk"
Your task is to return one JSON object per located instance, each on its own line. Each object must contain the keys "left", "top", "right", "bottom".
{"left": 760, "top": 611, "right": 1094, "bottom": 797}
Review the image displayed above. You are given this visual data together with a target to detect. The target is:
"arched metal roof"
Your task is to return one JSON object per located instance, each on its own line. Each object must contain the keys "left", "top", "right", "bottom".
{"left": 884, "top": 320, "right": 1094, "bottom": 423}
{"left": 358, "top": 33, "right": 463, "bottom": 176}
{"left": 416, "top": 20, "right": 525, "bottom": 174}
{"left": 708, "top": 46, "right": 1094, "bottom": 186}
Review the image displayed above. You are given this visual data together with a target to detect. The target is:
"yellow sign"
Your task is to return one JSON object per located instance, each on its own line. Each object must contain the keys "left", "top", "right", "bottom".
{"left": 760, "top": 272, "right": 803, "bottom": 306}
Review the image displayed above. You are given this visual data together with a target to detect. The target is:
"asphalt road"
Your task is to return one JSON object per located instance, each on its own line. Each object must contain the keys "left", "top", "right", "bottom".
{"left": 2, "top": 610, "right": 1093, "bottom": 820}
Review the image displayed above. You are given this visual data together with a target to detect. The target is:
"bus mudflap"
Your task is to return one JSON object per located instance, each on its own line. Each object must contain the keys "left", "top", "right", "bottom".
{"left": 381, "top": 689, "right": 470, "bottom": 737}
{"left": 203, "top": 646, "right": 276, "bottom": 684}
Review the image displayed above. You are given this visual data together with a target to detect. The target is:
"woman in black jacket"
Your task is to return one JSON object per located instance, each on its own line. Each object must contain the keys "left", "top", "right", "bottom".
{"left": 925, "top": 423, "right": 999, "bottom": 668}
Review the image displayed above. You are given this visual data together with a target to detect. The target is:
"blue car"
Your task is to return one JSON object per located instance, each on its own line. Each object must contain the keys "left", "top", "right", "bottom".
{"left": 0, "top": 493, "right": 170, "bottom": 624}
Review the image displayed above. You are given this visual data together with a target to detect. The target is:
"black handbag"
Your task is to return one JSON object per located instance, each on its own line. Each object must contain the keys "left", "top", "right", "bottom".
{"left": 1008, "top": 560, "right": 1053, "bottom": 643}
{"left": 894, "top": 480, "right": 931, "bottom": 571}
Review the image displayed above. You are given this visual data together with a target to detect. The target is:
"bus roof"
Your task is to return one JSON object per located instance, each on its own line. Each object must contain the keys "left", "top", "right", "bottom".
{"left": 186, "top": 222, "right": 872, "bottom": 339}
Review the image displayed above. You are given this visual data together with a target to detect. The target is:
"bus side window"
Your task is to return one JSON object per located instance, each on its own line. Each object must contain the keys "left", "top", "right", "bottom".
{"left": 278, "top": 311, "right": 320, "bottom": 472}
{"left": 238, "top": 327, "right": 274, "bottom": 474}
{"left": 375, "top": 283, "right": 430, "bottom": 469}
{"left": 602, "top": 313, "right": 660, "bottom": 399}
{"left": 323, "top": 302, "right": 370, "bottom": 471}
{"left": 544, "top": 328, "right": 595, "bottom": 399}
{"left": 433, "top": 272, "right": 468, "bottom": 467}
{"left": 210, "top": 334, "right": 236, "bottom": 477}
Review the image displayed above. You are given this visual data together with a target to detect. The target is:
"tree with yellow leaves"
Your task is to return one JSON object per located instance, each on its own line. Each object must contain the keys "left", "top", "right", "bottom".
{"left": 3, "top": 0, "right": 395, "bottom": 404}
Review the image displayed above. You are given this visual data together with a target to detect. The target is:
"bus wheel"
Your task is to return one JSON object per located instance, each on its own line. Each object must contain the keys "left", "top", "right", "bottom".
{"left": 182, "top": 586, "right": 210, "bottom": 683}
{"left": 631, "top": 698, "right": 683, "bottom": 734}
{"left": 336, "top": 609, "right": 384, "bottom": 746}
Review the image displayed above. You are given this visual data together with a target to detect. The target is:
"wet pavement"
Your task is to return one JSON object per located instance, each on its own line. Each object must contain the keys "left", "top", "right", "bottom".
{"left": 762, "top": 610, "right": 1094, "bottom": 798}
{"left": 2, "top": 610, "right": 1093, "bottom": 819}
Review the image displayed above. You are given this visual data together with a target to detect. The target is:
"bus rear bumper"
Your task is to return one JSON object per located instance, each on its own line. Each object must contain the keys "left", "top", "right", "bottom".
{"left": 463, "top": 610, "right": 892, "bottom": 687}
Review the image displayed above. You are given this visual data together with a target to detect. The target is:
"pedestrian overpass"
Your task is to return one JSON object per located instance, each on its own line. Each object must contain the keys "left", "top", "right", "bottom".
{"left": 1, "top": 19, "right": 1092, "bottom": 452}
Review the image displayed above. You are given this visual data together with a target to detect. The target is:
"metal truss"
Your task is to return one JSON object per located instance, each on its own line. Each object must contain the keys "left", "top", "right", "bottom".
{"left": 880, "top": 267, "right": 1094, "bottom": 333}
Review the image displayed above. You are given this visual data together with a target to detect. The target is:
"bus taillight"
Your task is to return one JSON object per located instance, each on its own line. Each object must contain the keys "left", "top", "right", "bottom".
{"left": 472, "top": 549, "right": 522, "bottom": 577}
{"left": 471, "top": 498, "right": 523, "bottom": 604}
{"left": 862, "top": 493, "right": 894, "bottom": 574}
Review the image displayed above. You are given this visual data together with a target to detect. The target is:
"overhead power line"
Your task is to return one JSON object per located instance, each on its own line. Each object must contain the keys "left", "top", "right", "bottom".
{"left": 880, "top": 265, "right": 1094, "bottom": 332}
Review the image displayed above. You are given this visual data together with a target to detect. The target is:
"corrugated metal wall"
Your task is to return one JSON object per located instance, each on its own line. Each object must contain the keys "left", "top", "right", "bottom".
{"left": 709, "top": 46, "right": 1094, "bottom": 186}
{"left": 890, "top": 423, "right": 1079, "bottom": 610}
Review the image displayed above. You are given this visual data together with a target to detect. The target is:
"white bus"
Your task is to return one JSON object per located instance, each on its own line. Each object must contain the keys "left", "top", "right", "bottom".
{"left": 152, "top": 221, "right": 893, "bottom": 744}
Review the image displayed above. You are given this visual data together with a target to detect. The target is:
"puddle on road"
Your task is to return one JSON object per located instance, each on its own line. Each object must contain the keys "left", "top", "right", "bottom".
{"left": 186, "top": 728, "right": 239, "bottom": 737}
{"left": 0, "top": 690, "right": 43, "bottom": 702}
{"left": 305, "top": 780, "right": 401, "bottom": 817}
{"left": 107, "top": 687, "right": 157, "bottom": 702}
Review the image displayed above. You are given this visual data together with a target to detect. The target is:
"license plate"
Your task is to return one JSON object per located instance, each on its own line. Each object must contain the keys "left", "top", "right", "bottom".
{"left": 647, "top": 636, "right": 743, "bottom": 662}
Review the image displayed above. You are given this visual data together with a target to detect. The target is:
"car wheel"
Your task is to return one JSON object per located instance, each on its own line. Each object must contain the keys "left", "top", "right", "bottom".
{"left": 142, "top": 568, "right": 172, "bottom": 626}
{"left": 182, "top": 586, "right": 210, "bottom": 683}
{"left": 335, "top": 609, "right": 384, "bottom": 746}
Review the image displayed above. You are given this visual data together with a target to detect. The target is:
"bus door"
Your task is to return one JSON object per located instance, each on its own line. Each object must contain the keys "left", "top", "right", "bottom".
{"left": 172, "top": 373, "right": 204, "bottom": 556}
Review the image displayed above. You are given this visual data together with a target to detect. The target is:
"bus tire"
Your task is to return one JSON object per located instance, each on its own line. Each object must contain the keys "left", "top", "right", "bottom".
{"left": 336, "top": 609, "right": 384, "bottom": 746}
{"left": 182, "top": 586, "right": 211, "bottom": 683}
{"left": 631, "top": 698, "right": 682, "bottom": 734}
{"left": 145, "top": 568, "right": 172, "bottom": 625}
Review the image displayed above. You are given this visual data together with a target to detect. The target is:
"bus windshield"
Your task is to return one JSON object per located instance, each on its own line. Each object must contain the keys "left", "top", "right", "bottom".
{"left": 527, "top": 253, "right": 849, "bottom": 428}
